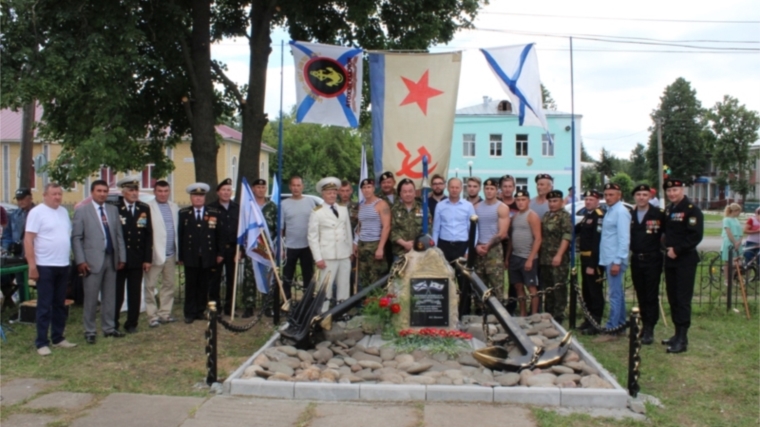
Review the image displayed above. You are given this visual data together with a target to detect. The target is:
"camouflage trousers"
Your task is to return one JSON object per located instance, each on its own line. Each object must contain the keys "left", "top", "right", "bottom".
{"left": 358, "top": 241, "right": 389, "bottom": 290}
{"left": 240, "top": 257, "right": 258, "bottom": 310}
{"left": 540, "top": 263, "right": 569, "bottom": 321}
{"left": 474, "top": 245, "right": 505, "bottom": 300}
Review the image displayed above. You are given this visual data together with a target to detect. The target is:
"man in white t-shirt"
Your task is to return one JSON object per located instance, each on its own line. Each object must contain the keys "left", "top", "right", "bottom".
{"left": 24, "top": 183, "right": 76, "bottom": 356}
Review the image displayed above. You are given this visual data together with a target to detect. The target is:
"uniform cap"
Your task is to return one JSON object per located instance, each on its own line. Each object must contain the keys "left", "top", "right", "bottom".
{"left": 546, "top": 190, "right": 563, "bottom": 200}
{"left": 499, "top": 174, "right": 514, "bottom": 185}
{"left": 379, "top": 171, "right": 394, "bottom": 181}
{"left": 396, "top": 178, "right": 415, "bottom": 194}
{"left": 359, "top": 178, "right": 375, "bottom": 188}
{"left": 15, "top": 188, "right": 31, "bottom": 199}
{"left": 117, "top": 175, "right": 141, "bottom": 189}
{"left": 217, "top": 178, "right": 233, "bottom": 190}
{"left": 582, "top": 190, "right": 601, "bottom": 199}
{"left": 186, "top": 182, "right": 210, "bottom": 195}
{"left": 251, "top": 178, "right": 266, "bottom": 187}
{"left": 316, "top": 177, "right": 341, "bottom": 193}
{"left": 664, "top": 179, "right": 685, "bottom": 189}
{"left": 514, "top": 190, "right": 530, "bottom": 198}
{"left": 632, "top": 183, "right": 651, "bottom": 195}
{"left": 483, "top": 178, "right": 498, "bottom": 188}
{"left": 603, "top": 183, "right": 621, "bottom": 191}
{"left": 535, "top": 173, "right": 553, "bottom": 183}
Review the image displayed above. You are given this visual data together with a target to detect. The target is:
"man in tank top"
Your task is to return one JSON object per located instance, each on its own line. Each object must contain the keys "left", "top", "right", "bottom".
{"left": 506, "top": 190, "right": 542, "bottom": 316}
{"left": 474, "top": 178, "right": 511, "bottom": 302}
{"left": 356, "top": 178, "right": 391, "bottom": 288}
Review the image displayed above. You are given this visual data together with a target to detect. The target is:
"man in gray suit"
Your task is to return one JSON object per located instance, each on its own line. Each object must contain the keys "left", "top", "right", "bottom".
{"left": 72, "top": 179, "right": 126, "bottom": 344}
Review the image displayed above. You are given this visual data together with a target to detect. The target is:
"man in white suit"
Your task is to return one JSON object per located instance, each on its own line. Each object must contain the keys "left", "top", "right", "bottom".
{"left": 144, "top": 180, "right": 179, "bottom": 327}
{"left": 72, "top": 180, "right": 126, "bottom": 344}
{"left": 308, "top": 177, "right": 355, "bottom": 308}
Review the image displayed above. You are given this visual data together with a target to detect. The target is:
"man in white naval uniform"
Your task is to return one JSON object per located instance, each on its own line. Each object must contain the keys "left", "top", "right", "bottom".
{"left": 308, "top": 177, "right": 355, "bottom": 309}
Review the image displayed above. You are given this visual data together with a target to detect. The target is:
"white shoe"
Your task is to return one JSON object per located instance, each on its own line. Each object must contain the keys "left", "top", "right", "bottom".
{"left": 53, "top": 339, "right": 77, "bottom": 348}
{"left": 37, "top": 346, "right": 52, "bottom": 356}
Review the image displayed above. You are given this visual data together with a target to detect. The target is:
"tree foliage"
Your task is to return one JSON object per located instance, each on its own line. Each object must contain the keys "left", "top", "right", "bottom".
{"left": 581, "top": 165, "right": 601, "bottom": 191}
{"left": 707, "top": 95, "right": 760, "bottom": 201}
{"left": 540, "top": 84, "right": 557, "bottom": 111}
{"left": 628, "top": 143, "right": 648, "bottom": 183}
{"left": 645, "top": 77, "right": 711, "bottom": 185}
{"left": 595, "top": 148, "right": 615, "bottom": 179}
{"left": 580, "top": 142, "right": 594, "bottom": 162}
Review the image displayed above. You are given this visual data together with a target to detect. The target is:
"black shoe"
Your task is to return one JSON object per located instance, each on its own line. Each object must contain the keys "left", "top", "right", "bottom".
{"left": 581, "top": 326, "right": 600, "bottom": 336}
{"left": 661, "top": 334, "right": 677, "bottom": 346}
{"left": 104, "top": 330, "right": 126, "bottom": 338}
{"left": 195, "top": 314, "right": 206, "bottom": 320}
{"left": 85, "top": 334, "right": 96, "bottom": 344}
{"left": 242, "top": 308, "right": 254, "bottom": 319}
{"left": 263, "top": 308, "right": 274, "bottom": 318}
{"left": 640, "top": 324, "right": 654, "bottom": 345}
{"left": 184, "top": 317, "right": 195, "bottom": 324}
{"left": 125, "top": 327, "right": 137, "bottom": 334}
{"left": 666, "top": 327, "right": 688, "bottom": 354}
{"left": 576, "top": 320, "right": 591, "bottom": 332}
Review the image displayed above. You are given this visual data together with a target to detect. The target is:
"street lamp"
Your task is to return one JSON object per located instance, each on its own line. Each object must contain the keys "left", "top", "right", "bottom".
{"left": 467, "top": 161, "right": 473, "bottom": 178}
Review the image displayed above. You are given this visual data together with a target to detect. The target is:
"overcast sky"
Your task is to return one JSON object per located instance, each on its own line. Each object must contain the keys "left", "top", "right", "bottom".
{"left": 211, "top": 0, "right": 760, "bottom": 160}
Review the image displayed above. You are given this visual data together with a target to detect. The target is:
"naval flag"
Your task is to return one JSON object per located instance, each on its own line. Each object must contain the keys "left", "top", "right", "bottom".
{"left": 480, "top": 44, "right": 551, "bottom": 139}
{"left": 237, "top": 177, "right": 273, "bottom": 293}
{"left": 369, "top": 52, "right": 461, "bottom": 186}
{"left": 290, "top": 41, "right": 364, "bottom": 128}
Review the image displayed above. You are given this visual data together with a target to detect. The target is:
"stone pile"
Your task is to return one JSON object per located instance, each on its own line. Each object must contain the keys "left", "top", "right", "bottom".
{"left": 240, "top": 314, "right": 614, "bottom": 389}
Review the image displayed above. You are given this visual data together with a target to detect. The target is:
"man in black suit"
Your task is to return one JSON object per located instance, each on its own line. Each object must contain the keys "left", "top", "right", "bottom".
{"left": 114, "top": 176, "right": 153, "bottom": 333}
{"left": 178, "top": 183, "right": 225, "bottom": 323}
{"left": 208, "top": 178, "right": 240, "bottom": 316}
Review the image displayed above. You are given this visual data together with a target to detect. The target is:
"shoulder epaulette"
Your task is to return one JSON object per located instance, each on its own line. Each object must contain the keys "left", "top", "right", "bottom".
{"left": 179, "top": 207, "right": 192, "bottom": 213}
{"left": 660, "top": 209, "right": 665, "bottom": 213}
{"left": 206, "top": 206, "right": 220, "bottom": 213}
{"left": 595, "top": 208, "right": 604, "bottom": 216}
{"left": 136, "top": 201, "right": 148, "bottom": 207}
{"left": 313, "top": 205, "right": 323, "bottom": 211}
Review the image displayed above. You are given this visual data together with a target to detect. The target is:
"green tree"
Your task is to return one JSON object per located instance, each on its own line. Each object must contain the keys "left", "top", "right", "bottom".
{"left": 581, "top": 166, "right": 601, "bottom": 191}
{"left": 595, "top": 148, "right": 615, "bottom": 179}
{"left": 645, "top": 77, "right": 711, "bottom": 185}
{"left": 541, "top": 84, "right": 557, "bottom": 111}
{"left": 707, "top": 95, "right": 760, "bottom": 202}
{"left": 610, "top": 172, "right": 634, "bottom": 203}
{"left": 628, "top": 143, "right": 648, "bottom": 182}
{"left": 581, "top": 142, "right": 594, "bottom": 162}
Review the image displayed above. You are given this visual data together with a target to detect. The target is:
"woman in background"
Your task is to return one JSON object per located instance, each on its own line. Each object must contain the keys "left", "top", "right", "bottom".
{"left": 721, "top": 203, "right": 743, "bottom": 286}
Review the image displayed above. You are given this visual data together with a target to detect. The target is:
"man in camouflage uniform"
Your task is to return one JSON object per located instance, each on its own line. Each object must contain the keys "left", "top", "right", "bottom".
{"left": 248, "top": 178, "right": 278, "bottom": 317}
{"left": 539, "top": 190, "right": 572, "bottom": 322}
{"left": 391, "top": 179, "right": 423, "bottom": 258}
{"left": 338, "top": 180, "right": 359, "bottom": 235}
{"left": 474, "top": 178, "right": 510, "bottom": 301}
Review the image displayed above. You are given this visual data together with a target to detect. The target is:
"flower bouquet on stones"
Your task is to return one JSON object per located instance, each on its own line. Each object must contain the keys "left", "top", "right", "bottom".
{"left": 393, "top": 328, "right": 474, "bottom": 358}
{"left": 361, "top": 291, "right": 401, "bottom": 339}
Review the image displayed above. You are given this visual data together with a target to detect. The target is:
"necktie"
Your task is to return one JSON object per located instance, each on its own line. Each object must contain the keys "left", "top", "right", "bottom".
{"left": 128, "top": 204, "right": 134, "bottom": 216}
{"left": 100, "top": 206, "right": 114, "bottom": 254}
{"left": 196, "top": 209, "right": 202, "bottom": 221}
{"left": 331, "top": 205, "right": 339, "bottom": 218}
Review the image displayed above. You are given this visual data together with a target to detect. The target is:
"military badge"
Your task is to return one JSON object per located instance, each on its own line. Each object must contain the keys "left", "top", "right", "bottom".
{"left": 137, "top": 213, "right": 147, "bottom": 228}
{"left": 688, "top": 217, "right": 697, "bottom": 226}
{"left": 208, "top": 216, "right": 217, "bottom": 229}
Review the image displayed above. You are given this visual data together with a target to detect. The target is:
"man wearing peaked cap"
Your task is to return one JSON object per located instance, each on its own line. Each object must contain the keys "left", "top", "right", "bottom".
{"left": 208, "top": 178, "right": 242, "bottom": 317}
{"left": 629, "top": 183, "right": 668, "bottom": 344}
{"left": 178, "top": 182, "right": 225, "bottom": 323}
{"left": 114, "top": 175, "right": 153, "bottom": 334}
{"left": 661, "top": 178, "right": 703, "bottom": 354}
{"left": 574, "top": 189, "right": 606, "bottom": 334}
{"left": 539, "top": 188, "right": 572, "bottom": 322}
{"left": 531, "top": 173, "right": 554, "bottom": 220}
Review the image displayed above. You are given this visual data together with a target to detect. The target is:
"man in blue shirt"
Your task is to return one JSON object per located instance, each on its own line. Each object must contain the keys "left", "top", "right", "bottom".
{"left": 432, "top": 177, "right": 476, "bottom": 316}
{"left": 595, "top": 183, "right": 631, "bottom": 342}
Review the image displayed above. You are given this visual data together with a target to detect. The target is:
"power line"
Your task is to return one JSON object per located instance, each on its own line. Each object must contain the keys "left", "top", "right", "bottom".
{"left": 480, "top": 11, "right": 760, "bottom": 24}
{"left": 584, "top": 130, "right": 649, "bottom": 141}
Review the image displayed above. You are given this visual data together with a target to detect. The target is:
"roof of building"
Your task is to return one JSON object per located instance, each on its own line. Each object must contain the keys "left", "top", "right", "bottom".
{"left": 456, "top": 99, "right": 581, "bottom": 118}
{"left": 0, "top": 107, "right": 276, "bottom": 152}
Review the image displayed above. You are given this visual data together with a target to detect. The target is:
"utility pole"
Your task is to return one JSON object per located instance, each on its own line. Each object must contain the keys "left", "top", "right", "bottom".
{"left": 19, "top": 102, "right": 36, "bottom": 190}
{"left": 657, "top": 118, "right": 664, "bottom": 205}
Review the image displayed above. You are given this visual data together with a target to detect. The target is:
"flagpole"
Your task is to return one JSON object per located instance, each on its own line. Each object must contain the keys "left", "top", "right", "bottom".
{"left": 422, "top": 155, "right": 429, "bottom": 235}
{"left": 274, "top": 39, "right": 285, "bottom": 324}
{"left": 568, "top": 36, "right": 578, "bottom": 330}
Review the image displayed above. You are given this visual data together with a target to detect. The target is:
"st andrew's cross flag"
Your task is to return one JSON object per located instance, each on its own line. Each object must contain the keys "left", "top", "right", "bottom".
{"left": 369, "top": 52, "right": 461, "bottom": 186}
{"left": 237, "top": 177, "right": 273, "bottom": 293}
{"left": 480, "top": 44, "right": 551, "bottom": 141}
{"left": 290, "top": 41, "right": 363, "bottom": 128}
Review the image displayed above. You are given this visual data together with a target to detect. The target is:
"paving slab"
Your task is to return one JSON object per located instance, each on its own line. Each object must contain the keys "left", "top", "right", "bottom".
{"left": 1, "top": 413, "right": 58, "bottom": 427}
{"left": 24, "top": 391, "right": 94, "bottom": 410}
{"left": 181, "top": 396, "right": 307, "bottom": 427}
{"left": 310, "top": 402, "right": 419, "bottom": 427}
{"left": 424, "top": 403, "right": 536, "bottom": 427}
{"left": 70, "top": 393, "right": 205, "bottom": 427}
{"left": 0, "top": 379, "right": 60, "bottom": 406}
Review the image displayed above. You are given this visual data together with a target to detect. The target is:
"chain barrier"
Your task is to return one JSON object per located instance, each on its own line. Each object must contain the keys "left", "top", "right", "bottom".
{"left": 205, "top": 302, "right": 218, "bottom": 385}
{"left": 568, "top": 279, "right": 629, "bottom": 335}
{"left": 627, "top": 308, "right": 642, "bottom": 397}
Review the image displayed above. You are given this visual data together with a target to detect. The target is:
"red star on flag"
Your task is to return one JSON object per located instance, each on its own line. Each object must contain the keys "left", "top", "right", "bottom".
{"left": 399, "top": 70, "right": 444, "bottom": 115}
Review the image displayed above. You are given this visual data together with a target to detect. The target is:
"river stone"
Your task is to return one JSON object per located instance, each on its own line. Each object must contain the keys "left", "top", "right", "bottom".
{"left": 294, "top": 367, "right": 321, "bottom": 382}
{"left": 331, "top": 347, "right": 349, "bottom": 357}
{"left": 557, "top": 373, "right": 581, "bottom": 383}
{"left": 297, "top": 350, "right": 314, "bottom": 363}
{"left": 365, "top": 347, "right": 381, "bottom": 356}
{"left": 406, "top": 362, "right": 433, "bottom": 374}
{"left": 462, "top": 366, "right": 479, "bottom": 375}
{"left": 351, "top": 364, "right": 362, "bottom": 373}
{"left": 472, "top": 373, "right": 494, "bottom": 385}
{"left": 319, "top": 377, "right": 336, "bottom": 383}
{"left": 323, "top": 325, "right": 347, "bottom": 342}
{"left": 339, "top": 366, "right": 352, "bottom": 375}
{"left": 268, "top": 372, "right": 293, "bottom": 382}
{"left": 526, "top": 327, "right": 540, "bottom": 336}
{"left": 580, "top": 363, "right": 599, "bottom": 376}
{"left": 267, "top": 362, "right": 294, "bottom": 377}
{"left": 528, "top": 313, "right": 542, "bottom": 323}
{"left": 458, "top": 354, "right": 481, "bottom": 367}
{"left": 558, "top": 381, "right": 577, "bottom": 388}
{"left": 405, "top": 376, "right": 436, "bottom": 385}
{"left": 397, "top": 361, "right": 415, "bottom": 371}
{"left": 442, "top": 361, "right": 463, "bottom": 370}
{"left": 527, "top": 373, "right": 557, "bottom": 387}
{"left": 491, "top": 333, "right": 509, "bottom": 342}
{"left": 327, "top": 358, "right": 345, "bottom": 367}
{"left": 335, "top": 340, "right": 350, "bottom": 349}
{"left": 343, "top": 338, "right": 357, "bottom": 347}
{"left": 564, "top": 361, "right": 583, "bottom": 371}
{"left": 315, "top": 341, "right": 332, "bottom": 349}
{"left": 395, "top": 354, "right": 415, "bottom": 364}
{"left": 412, "top": 350, "right": 430, "bottom": 361}
{"left": 497, "top": 373, "right": 521, "bottom": 387}
{"left": 263, "top": 348, "right": 288, "bottom": 362}
{"left": 378, "top": 373, "right": 403, "bottom": 384}
{"left": 564, "top": 350, "right": 580, "bottom": 363}
{"left": 580, "top": 374, "right": 614, "bottom": 389}
{"left": 380, "top": 348, "right": 396, "bottom": 361}
{"left": 543, "top": 328, "right": 560, "bottom": 338}
{"left": 444, "top": 370, "right": 465, "bottom": 380}
{"left": 530, "top": 336, "right": 544, "bottom": 346}
{"left": 353, "top": 351, "right": 383, "bottom": 364}
{"left": 421, "top": 371, "right": 442, "bottom": 378}
{"left": 432, "top": 353, "right": 449, "bottom": 363}
{"left": 242, "top": 365, "right": 263, "bottom": 379}
{"left": 437, "top": 377, "right": 454, "bottom": 385}
{"left": 541, "top": 313, "right": 553, "bottom": 320}
{"left": 281, "top": 357, "right": 302, "bottom": 369}
{"left": 253, "top": 354, "right": 269, "bottom": 366}
{"left": 551, "top": 365, "right": 574, "bottom": 375}
{"left": 276, "top": 345, "right": 298, "bottom": 356}
{"left": 383, "top": 361, "right": 398, "bottom": 368}
{"left": 340, "top": 373, "right": 364, "bottom": 383}
{"left": 343, "top": 357, "right": 357, "bottom": 366}
{"left": 466, "top": 324, "right": 486, "bottom": 342}
{"left": 327, "top": 363, "right": 340, "bottom": 369}
{"left": 255, "top": 369, "right": 274, "bottom": 379}
{"left": 359, "top": 360, "right": 383, "bottom": 370}
{"left": 519, "top": 370, "right": 533, "bottom": 386}
{"left": 314, "top": 348, "right": 334, "bottom": 364}
{"left": 345, "top": 328, "right": 365, "bottom": 342}
{"left": 320, "top": 369, "right": 341, "bottom": 382}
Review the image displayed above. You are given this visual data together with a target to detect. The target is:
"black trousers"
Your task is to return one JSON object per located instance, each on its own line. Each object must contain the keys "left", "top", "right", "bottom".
{"left": 218, "top": 244, "right": 237, "bottom": 311}
{"left": 438, "top": 239, "right": 470, "bottom": 316}
{"left": 631, "top": 252, "right": 663, "bottom": 326}
{"left": 580, "top": 256, "right": 605, "bottom": 321}
{"left": 184, "top": 263, "right": 216, "bottom": 319}
{"left": 115, "top": 267, "right": 143, "bottom": 330}
{"left": 283, "top": 247, "right": 314, "bottom": 300}
{"left": 664, "top": 250, "right": 699, "bottom": 328}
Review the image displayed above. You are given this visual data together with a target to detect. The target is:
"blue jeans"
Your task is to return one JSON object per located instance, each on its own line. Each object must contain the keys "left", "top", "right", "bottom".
{"left": 744, "top": 243, "right": 759, "bottom": 265}
{"left": 605, "top": 264, "right": 627, "bottom": 329}
{"left": 35, "top": 265, "right": 70, "bottom": 348}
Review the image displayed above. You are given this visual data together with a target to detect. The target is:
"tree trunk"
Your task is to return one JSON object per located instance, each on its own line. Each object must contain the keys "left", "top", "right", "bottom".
{"left": 237, "top": 1, "right": 274, "bottom": 198}
{"left": 188, "top": 0, "right": 219, "bottom": 200}
{"left": 19, "top": 102, "right": 35, "bottom": 190}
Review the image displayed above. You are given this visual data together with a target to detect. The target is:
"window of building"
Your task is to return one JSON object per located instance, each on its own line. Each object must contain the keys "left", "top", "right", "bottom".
{"left": 516, "top": 177, "right": 528, "bottom": 193}
{"left": 489, "top": 134, "right": 502, "bottom": 157}
{"left": 100, "top": 167, "right": 115, "bottom": 187}
{"left": 142, "top": 165, "right": 157, "bottom": 189}
{"left": 541, "top": 134, "right": 555, "bottom": 157}
{"left": 515, "top": 134, "right": 528, "bottom": 157}
{"left": 463, "top": 134, "right": 476, "bottom": 157}
{"left": 231, "top": 156, "right": 238, "bottom": 186}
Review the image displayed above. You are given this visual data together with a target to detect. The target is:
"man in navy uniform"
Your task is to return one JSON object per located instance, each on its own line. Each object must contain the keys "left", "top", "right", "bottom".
{"left": 178, "top": 183, "right": 225, "bottom": 323}
{"left": 574, "top": 190, "right": 605, "bottom": 335}
{"left": 114, "top": 176, "right": 153, "bottom": 333}
{"left": 208, "top": 178, "right": 240, "bottom": 316}
{"left": 662, "top": 179, "right": 703, "bottom": 354}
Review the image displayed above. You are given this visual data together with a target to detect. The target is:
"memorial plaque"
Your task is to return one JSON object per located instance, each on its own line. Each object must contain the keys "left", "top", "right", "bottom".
{"left": 409, "top": 278, "right": 449, "bottom": 327}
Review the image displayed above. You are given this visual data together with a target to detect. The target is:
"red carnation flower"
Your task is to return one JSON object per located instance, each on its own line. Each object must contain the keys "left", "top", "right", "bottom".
{"left": 390, "top": 303, "right": 401, "bottom": 314}
{"left": 379, "top": 297, "right": 390, "bottom": 308}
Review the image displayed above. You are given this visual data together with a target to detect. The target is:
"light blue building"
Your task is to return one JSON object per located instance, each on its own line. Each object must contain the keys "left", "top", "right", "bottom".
{"left": 448, "top": 97, "right": 582, "bottom": 198}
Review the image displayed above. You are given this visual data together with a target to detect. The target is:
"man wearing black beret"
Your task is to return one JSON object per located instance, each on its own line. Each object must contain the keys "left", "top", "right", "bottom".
{"left": 574, "top": 189, "right": 605, "bottom": 335}
{"left": 208, "top": 178, "right": 240, "bottom": 316}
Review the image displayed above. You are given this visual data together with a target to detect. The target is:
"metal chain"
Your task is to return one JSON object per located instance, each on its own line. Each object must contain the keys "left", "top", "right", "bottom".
{"left": 631, "top": 312, "right": 642, "bottom": 395}
{"left": 569, "top": 278, "right": 629, "bottom": 335}
{"left": 500, "top": 280, "right": 568, "bottom": 305}
{"left": 205, "top": 312, "right": 216, "bottom": 384}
